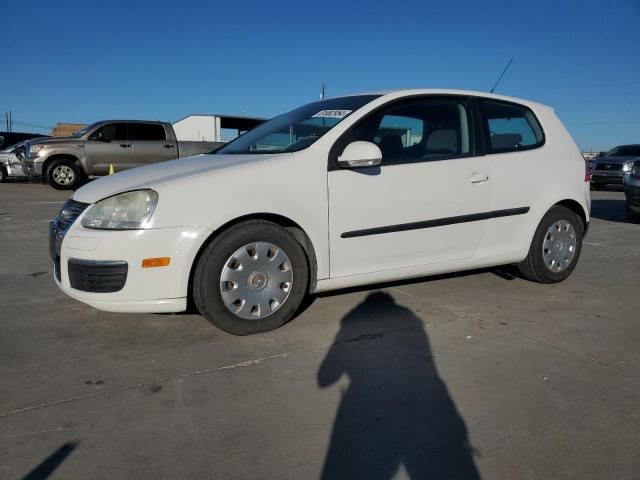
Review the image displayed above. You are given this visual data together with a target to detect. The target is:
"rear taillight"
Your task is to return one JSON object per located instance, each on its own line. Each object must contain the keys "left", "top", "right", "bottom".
{"left": 584, "top": 159, "right": 591, "bottom": 182}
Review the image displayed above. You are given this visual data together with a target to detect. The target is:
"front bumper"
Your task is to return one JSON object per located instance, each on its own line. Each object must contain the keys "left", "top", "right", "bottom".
{"left": 2, "top": 162, "right": 27, "bottom": 178}
{"left": 50, "top": 220, "right": 212, "bottom": 313}
{"left": 590, "top": 171, "right": 629, "bottom": 185}
{"left": 22, "top": 157, "right": 43, "bottom": 177}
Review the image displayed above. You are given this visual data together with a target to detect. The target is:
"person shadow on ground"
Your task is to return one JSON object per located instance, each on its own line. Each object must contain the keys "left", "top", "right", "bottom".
{"left": 317, "top": 291, "right": 480, "bottom": 480}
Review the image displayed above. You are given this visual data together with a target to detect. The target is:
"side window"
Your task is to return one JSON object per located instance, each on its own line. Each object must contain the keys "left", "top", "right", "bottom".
{"left": 480, "top": 100, "right": 544, "bottom": 153}
{"left": 129, "top": 123, "right": 166, "bottom": 141}
{"left": 91, "top": 123, "right": 128, "bottom": 141}
{"left": 349, "top": 99, "right": 472, "bottom": 165}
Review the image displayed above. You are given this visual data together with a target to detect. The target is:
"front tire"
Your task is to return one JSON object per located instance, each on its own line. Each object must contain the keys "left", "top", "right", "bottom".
{"left": 518, "top": 206, "right": 584, "bottom": 283}
{"left": 46, "top": 159, "right": 81, "bottom": 190}
{"left": 627, "top": 204, "right": 640, "bottom": 223}
{"left": 193, "top": 220, "right": 309, "bottom": 335}
{"left": 0, "top": 166, "right": 7, "bottom": 183}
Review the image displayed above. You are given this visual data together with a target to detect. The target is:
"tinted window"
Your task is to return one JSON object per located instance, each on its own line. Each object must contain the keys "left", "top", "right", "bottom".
{"left": 348, "top": 98, "right": 471, "bottom": 165}
{"left": 481, "top": 100, "right": 544, "bottom": 153}
{"left": 92, "top": 123, "right": 128, "bottom": 141}
{"left": 129, "top": 123, "right": 166, "bottom": 141}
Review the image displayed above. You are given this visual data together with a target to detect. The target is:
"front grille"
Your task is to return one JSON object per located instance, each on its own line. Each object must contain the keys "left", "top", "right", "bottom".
{"left": 595, "top": 162, "right": 623, "bottom": 171}
{"left": 53, "top": 199, "right": 90, "bottom": 233}
{"left": 68, "top": 259, "right": 128, "bottom": 293}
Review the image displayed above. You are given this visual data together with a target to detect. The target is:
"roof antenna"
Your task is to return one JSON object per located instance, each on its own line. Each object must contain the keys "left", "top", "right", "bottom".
{"left": 490, "top": 58, "right": 514, "bottom": 93}
{"left": 320, "top": 83, "right": 325, "bottom": 100}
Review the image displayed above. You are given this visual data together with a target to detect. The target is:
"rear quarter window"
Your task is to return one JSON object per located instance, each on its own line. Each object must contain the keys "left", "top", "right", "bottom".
{"left": 480, "top": 99, "right": 544, "bottom": 154}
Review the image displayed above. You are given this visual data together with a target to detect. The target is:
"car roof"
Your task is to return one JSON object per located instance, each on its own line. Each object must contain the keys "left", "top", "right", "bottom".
{"left": 334, "top": 88, "right": 553, "bottom": 111}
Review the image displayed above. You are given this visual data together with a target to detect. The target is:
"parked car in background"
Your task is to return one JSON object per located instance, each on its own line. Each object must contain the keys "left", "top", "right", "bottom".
{"left": 588, "top": 144, "right": 640, "bottom": 190}
{"left": 50, "top": 89, "right": 590, "bottom": 335}
{"left": 22, "top": 120, "right": 222, "bottom": 190}
{"left": 625, "top": 161, "right": 640, "bottom": 222}
{"left": 0, "top": 131, "right": 48, "bottom": 150}
{"left": 0, "top": 140, "right": 29, "bottom": 182}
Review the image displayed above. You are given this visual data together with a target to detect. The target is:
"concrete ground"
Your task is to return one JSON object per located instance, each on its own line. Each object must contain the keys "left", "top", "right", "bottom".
{"left": 1, "top": 183, "right": 639, "bottom": 480}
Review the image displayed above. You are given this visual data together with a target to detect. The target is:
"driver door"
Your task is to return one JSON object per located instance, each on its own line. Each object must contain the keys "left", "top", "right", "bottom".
{"left": 328, "top": 96, "right": 492, "bottom": 278}
{"left": 85, "top": 123, "right": 133, "bottom": 174}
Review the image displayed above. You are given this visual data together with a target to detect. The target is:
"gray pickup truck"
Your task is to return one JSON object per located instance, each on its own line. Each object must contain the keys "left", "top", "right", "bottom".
{"left": 22, "top": 120, "right": 222, "bottom": 190}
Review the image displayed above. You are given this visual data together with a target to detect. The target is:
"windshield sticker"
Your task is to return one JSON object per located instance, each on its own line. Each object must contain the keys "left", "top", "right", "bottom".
{"left": 312, "top": 110, "right": 352, "bottom": 119}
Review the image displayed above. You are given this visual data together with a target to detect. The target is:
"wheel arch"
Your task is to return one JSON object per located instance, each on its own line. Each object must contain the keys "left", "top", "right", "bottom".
{"left": 553, "top": 198, "right": 588, "bottom": 236}
{"left": 43, "top": 154, "right": 84, "bottom": 177}
{"left": 186, "top": 213, "right": 319, "bottom": 312}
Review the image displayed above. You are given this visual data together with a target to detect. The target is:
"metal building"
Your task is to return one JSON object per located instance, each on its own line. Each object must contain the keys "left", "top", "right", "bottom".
{"left": 172, "top": 114, "right": 265, "bottom": 143}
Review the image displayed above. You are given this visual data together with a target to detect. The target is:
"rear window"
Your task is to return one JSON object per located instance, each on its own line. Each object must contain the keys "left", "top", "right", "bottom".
{"left": 129, "top": 123, "right": 166, "bottom": 141}
{"left": 480, "top": 100, "right": 544, "bottom": 153}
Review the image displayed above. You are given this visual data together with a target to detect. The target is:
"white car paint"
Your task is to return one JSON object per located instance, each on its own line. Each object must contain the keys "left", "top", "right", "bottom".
{"left": 55, "top": 89, "right": 590, "bottom": 313}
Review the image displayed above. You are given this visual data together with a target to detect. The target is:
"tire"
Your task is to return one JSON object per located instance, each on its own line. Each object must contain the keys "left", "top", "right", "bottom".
{"left": 46, "top": 159, "right": 81, "bottom": 190}
{"left": 627, "top": 204, "right": 640, "bottom": 223}
{"left": 517, "top": 206, "right": 584, "bottom": 283}
{"left": 0, "top": 166, "right": 7, "bottom": 183}
{"left": 193, "top": 220, "right": 309, "bottom": 335}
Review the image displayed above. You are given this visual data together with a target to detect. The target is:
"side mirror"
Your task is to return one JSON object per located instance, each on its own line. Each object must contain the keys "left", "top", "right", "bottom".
{"left": 89, "top": 131, "right": 106, "bottom": 142}
{"left": 337, "top": 141, "right": 382, "bottom": 168}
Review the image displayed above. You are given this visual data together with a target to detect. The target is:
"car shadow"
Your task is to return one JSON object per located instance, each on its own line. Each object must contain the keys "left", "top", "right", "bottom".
{"left": 317, "top": 292, "right": 480, "bottom": 479}
{"left": 590, "top": 198, "right": 629, "bottom": 223}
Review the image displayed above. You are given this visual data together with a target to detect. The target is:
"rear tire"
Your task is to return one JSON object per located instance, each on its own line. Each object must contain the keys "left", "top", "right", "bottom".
{"left": 518, "top": 206, "right": 584, "bottom": 283}
{"left": 193, "top": 220, "right": 309, "bottom": 335}
{"left": 46, "top": 159, "right": 81, "bottom": 190}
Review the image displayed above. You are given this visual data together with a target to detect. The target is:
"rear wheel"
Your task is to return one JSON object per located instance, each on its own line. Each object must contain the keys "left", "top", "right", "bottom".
{"left": 46, "top": 159, "right": 81, "bottom": 190}
{"left": 518, "top": 206, "right": 584, "bottom": 283}
{"left": 193, "top": 220, "right": 309, "bottom": 335}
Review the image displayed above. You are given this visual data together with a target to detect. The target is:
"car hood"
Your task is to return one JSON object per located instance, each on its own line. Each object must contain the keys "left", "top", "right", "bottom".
{"left": 29, "top": 136, "right": 75, "bottom": 145}
{"left": 72, "top": 153, "right": 283, "bottom": 204}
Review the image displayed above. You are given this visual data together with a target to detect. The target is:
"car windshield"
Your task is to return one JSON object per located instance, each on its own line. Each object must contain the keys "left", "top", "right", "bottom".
{"left": 606, "top": 145, "right": 640, "bottom": 157}
{"left": 216, "top": 95, "right": 380, "bottom": 155}
{"left": 72, "top": 123, "right": 100, "bottom": 137}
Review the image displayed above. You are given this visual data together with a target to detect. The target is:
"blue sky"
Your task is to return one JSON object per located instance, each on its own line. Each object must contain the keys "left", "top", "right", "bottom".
{"left": 2, "top": 0, "right": 639, "bottom": 150}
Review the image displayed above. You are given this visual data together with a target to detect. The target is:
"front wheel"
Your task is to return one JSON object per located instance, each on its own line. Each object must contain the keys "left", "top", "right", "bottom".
{"left": 0, "top": 166, "right": 7, "bottom": 183}
{"left": 627, "top": 204, "right": 640, "bottom": 223}
{"left": 46, "top": 159, "right": 81, "bottom": 190}
{"left": 518, "top": 206, "right": 584, "bottom": 283}
{"left": 193, "top": 220, "right": 309, "bottom": 335}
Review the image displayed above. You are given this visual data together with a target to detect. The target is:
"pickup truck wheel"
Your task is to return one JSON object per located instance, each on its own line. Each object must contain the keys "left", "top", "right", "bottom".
{"left": 518, "top": 206, "right": 583, "bottom": 283}
{"left": 0, "top": 166, "right": 7, "bottom": 183}
{"left": 46, "top": 159, "right": 81, "bottom": 190}
{"left": 193, "top": 220, "right": 309, "bottom": 335}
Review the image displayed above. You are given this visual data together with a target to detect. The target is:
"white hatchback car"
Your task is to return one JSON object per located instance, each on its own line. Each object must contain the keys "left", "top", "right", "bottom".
{"left": 51, "top": 89, "right": 591, "bottom": 334}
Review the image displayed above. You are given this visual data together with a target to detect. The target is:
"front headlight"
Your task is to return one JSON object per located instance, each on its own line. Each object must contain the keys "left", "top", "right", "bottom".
{"left": 81, "top": 190, "right": 159, "bottom": 230}
{"left": 623, "top": 161, "right": 634, "bottom": 172}
{"left": 29, "top": 144, "right": 46, "bottom": 156}
{"left": 631, "top": 162, "right": 640, "bottom": 177}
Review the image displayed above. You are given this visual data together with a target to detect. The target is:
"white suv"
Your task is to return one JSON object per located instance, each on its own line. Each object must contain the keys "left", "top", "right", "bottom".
{"left": 50, "top": 89, "right": 591, "bottom": 335}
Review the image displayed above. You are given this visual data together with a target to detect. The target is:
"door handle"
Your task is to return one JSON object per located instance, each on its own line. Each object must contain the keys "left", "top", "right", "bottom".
{"left": 119, "top": 143, "right": 131, "bottom": 148}
{"left": 164, "top": 144, "right": 176, "bottom": 148}
{"left": 469, "top": 172, "right": 489, "bottom": 184}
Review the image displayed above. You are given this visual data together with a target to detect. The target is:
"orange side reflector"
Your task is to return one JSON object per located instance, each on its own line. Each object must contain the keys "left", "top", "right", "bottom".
{"left": 142, "top": 257, "right": 171, "bottom": 268}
